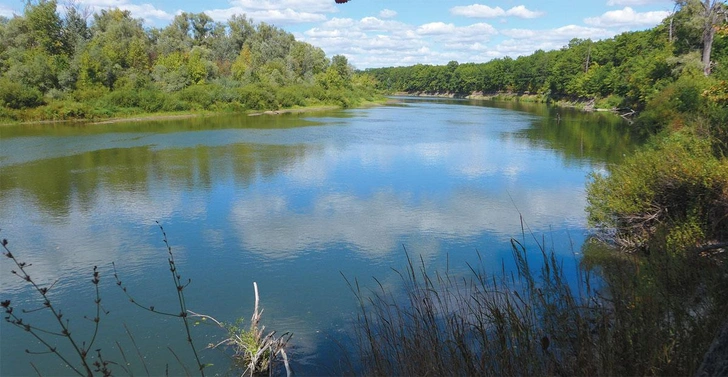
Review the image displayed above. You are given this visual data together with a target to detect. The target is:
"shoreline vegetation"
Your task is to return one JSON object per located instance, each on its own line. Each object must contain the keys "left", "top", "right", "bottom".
{"left": 0, "top": 101, "right": 388, "bottom": 126}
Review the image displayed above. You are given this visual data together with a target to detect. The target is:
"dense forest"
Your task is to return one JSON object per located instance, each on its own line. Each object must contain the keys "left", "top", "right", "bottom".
{"left": 0, "top": 0, "right": 379, "bottom": 122}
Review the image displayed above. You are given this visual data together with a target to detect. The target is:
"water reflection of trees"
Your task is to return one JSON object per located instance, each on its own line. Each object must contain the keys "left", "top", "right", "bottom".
{"left": 515, "top": 108, "right": 645, "bottom": 164}
{"left": 0, "top": 143, "right": 314, "bottom": 218}
{"left": 393, "top": 97, "right": 645, "bottom": 164}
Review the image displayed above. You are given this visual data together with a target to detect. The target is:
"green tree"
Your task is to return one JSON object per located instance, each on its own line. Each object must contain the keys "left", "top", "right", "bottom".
{"left": 331, "top": 54, "right": 352, "bottom": 84}
{"left": 675, "top": 0, "right": 728, "bottom": 75}
{"left": 79, "top": 9, "right": 149, "bottom": 89}
{"left": 24, "top": 0, "right": 64, "bottom": 56}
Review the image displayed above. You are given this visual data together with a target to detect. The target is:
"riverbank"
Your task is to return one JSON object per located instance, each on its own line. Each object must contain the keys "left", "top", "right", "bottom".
{"left": 0, "top": 99, "right": 388, "bottom": 127}
{"left": 394, "top": 91, "right": 625, "bottom": 113}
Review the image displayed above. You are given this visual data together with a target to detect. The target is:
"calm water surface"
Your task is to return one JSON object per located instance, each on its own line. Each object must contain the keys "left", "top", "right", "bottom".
{"left": 0, "top": 98, "right": 639, "bottom": 375}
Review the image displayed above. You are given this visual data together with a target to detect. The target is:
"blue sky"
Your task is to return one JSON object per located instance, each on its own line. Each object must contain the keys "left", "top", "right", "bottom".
{"left": 0, "top": 0, "right": 676, "bottom": 69}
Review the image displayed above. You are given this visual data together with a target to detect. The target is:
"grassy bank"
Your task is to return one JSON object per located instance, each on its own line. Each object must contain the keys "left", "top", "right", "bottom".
{"left": 0, "top": 99, "right": 390, "bottom": 127}
{"left": 0, "top": 84, "right": 386, "bottom": 126}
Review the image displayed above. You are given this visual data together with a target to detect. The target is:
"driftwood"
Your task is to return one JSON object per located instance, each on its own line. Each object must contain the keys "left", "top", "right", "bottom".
{"left": 615, "top": 107, "right": 637, "bottom": 124}
{"left": 189, "top": 282, "right": 292, "bottom": 377}
{"left": 694, "top": 242, "right": 728, "bottom": 256}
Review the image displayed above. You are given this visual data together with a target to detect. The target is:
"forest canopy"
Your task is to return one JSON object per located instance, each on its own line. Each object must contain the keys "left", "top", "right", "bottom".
{"left": 0, "top": 0, "right": 379, "bottom": 121}
{"left": 367, "top": 1, "right": 728, "bottom": 117}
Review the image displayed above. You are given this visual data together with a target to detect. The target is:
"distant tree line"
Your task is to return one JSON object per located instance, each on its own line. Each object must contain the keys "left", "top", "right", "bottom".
{"left": 366, "top": 1, "right": 727, "bottom": 115}
{"left": 0, "top": 0, "right": 379, "bottom": 121}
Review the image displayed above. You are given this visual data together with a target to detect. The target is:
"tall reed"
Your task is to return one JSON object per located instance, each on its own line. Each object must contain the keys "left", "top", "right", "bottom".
{"left": 347, "top": 238, "right": 728, "bottom": 376}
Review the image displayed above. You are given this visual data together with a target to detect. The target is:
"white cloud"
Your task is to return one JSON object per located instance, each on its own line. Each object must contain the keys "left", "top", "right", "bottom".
{"left": 585, "top": 6, "right": 670, "bottom": 27}
{"left": 205, "top": 7, "right": 326, "bottom": 24}
{"left": 417, "top": 22, "right": 497, "bottom": 42}
{"left": 378, "top": 9, "right": 397, "bottom": 19}
{"left": 606, "top": 0, "right": 672, "bottom": 5}
{"left": 489, "top": 25, "right": 614, "bottom": 59}
{"left": 203, "top": 0, "right": 338, "bottom": 25}
{"left": 450, "top": 4, "right": 544, "bottom": 19}
{"left": 299, "top": 11, "right": 503, "bottom": 68}
{"left": 0, "top": 4, "right": 17, "bottom": 18}
{"left": 227, "top": 0, "right": 336, "bottom": 14}
{"left": 120, "top": 3, "right": 175, "bottom": 21}
{"left": 359, "top": 16, "right": 405, "bottom": 32}
{"left": 77, "top": 0, "right": 174, "bottom": 22}
{"left": 451, "top": 4, "right": 507, "bottom": 18}
{"left": 502, "top": 25, "right": 611, "bottom": 41}
{"left": 504, "top": 5, "right": 545, "bottom": 19}
{"left": 417, "top": 22, "right": 457, "bottom": 35}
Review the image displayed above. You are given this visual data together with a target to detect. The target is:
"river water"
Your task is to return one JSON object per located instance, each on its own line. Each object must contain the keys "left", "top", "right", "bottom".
{"left": 0, "top": 98, "right": 639, "bottom": 376}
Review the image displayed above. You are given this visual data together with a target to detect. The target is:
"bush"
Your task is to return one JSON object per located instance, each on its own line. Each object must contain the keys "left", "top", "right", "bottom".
{"left": 586, "top": 130, "right": 728, "bottom": 252}
{"left": 40, "top": 100, "right": 93, "bottom": 120}
{"left": 595, "top": 94, "right": 625, "bottom": 109}
{"left": 637, "top": 75, "right": 709, "bottom": 133}
{"left": 0, "top": 79, "right": 45, "bottom": 109}
{"left": 101, "top": 89, "right": 142, "bottom": 109}
{"left": 701, "top": 80, "right": 728, "bottom": 155}
{"left": 237, "top": 85, "right": 277, "bottom": 110}
{"left": 137, "top": 89, "right": 167, "bottom": 113}
{"left": 177, "top": 84, "right": 219, "bottom": 110}
{"left": 276, "top": 86, "right": 307, "bottom": 108}
{"left": 72, "top": 85, "right": 108, "bottom": 103}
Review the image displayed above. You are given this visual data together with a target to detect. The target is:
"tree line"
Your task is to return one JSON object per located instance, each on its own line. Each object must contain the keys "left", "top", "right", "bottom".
{"left": 0, "top": 0, "right": 379, "bottom": 121}
{"left": 366, "top": 1, "right": 727, "bottom": 116}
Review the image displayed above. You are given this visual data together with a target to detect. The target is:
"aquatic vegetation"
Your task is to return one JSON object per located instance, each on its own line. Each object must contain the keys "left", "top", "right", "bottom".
{"left": 347, "top": 235, "right": 728, "bottom": 376}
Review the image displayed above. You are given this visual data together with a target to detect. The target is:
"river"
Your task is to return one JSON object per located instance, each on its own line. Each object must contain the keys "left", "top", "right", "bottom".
{"left": 0, "top": 97, "right": 640, "bottom": 376}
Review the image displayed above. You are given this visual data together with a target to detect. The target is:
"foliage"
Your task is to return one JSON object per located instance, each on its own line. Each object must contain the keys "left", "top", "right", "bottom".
{"left": 0, "top": 77, "right": 44, "bottom": 109}
{"left": 0, "top": 4, "right": 380, "bottom": 122}
{"left": 587, "top": 130, "right": 728, "bottom": 251}
{"left": 365, "top": 4, "right": 727, "bottom": 111}
{"left": 637, "top": 73, "right": 709, "bottom": 133}
{"left": 348, "top": 239, "right": 728, "bottom": 376}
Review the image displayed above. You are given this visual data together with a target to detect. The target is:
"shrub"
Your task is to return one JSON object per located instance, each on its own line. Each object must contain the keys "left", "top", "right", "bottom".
{"left": 0, "top": 79, "right": 45, "bottom": 109}
{"left": 177, "top": 84, "right": 218, "bottom": 110}
{"left": 637, "top": 74, "right": 710, "bottom": 133}
{"left": 595, "top": 94, "right": 625, "bottom": 109}
{"left": 586, "top": 130, "right": 728, "bottom": 252}
{"left": 41, "top": 100, "right": 92, "bottom": 120}
{"left": 276, "top": 86, "right": 306, "bottom": 108}
{"left": 101, "top": 89, "right": 142, "bottom": 109}
{"left": 137, "top": 89, "right": 167, "bottom": 113}
{"left": 237, "top": 85, "right": 277, "bottom": 110}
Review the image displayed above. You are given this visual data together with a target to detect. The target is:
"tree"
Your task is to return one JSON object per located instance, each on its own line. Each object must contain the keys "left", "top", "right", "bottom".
{"left": 676, "top": 0, "right": 728, "bottom": 75}
{"left": 331, "top": 54, "right": 352, "bottom": 83}
{"left": 24, "top": 0, "right": 64, "bottom": 56}
{"left": 79, "top": 9, "right": 149, "bottom": 89}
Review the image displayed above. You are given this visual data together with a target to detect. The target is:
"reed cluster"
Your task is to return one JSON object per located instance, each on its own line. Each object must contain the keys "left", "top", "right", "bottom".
{"left": 348, "top": 237, "right": 728, "bottom": 376}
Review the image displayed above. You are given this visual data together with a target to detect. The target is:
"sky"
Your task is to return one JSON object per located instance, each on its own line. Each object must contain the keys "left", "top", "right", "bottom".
{"left": 0, "top": 0, "right": 677, "bottom": 69}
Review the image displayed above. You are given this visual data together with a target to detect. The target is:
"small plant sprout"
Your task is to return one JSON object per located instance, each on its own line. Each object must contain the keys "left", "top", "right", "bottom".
{"left": 190, "top": 282, "right": 292, "bottom": 377}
